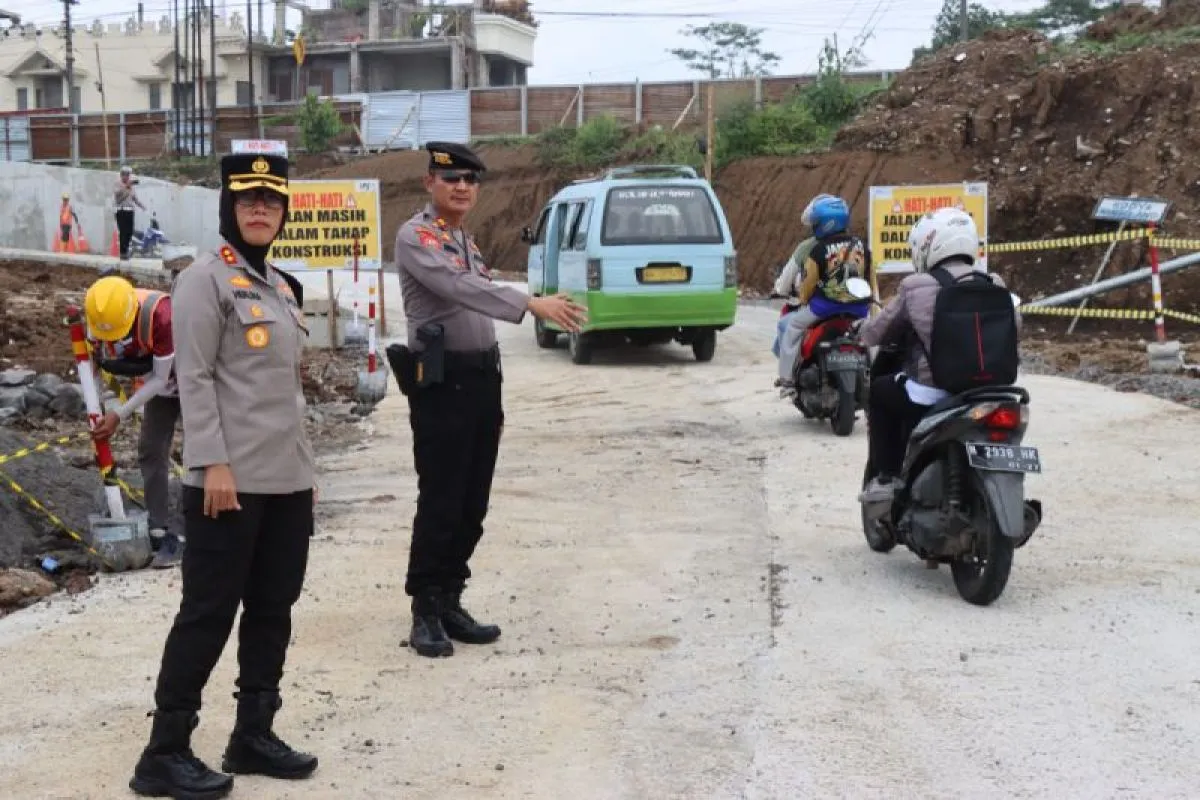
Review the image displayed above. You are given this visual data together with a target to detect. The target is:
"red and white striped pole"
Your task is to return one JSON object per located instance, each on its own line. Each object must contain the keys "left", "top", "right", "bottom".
{"left": 66, "top": 305, "right": 125, "bottom": 520}
{"left": 351, "top": 238, "right": 361, "bottom": 329}
{"left": 1147, "top": 223, "right": 1167, "bottom": 344}
{"left": 367, "top": 274, "right": 377, "bottom": 373}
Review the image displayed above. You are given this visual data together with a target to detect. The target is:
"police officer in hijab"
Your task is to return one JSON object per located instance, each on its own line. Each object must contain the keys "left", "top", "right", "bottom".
{"left": 129, "top": 152, "right": 318, "bottom": 799}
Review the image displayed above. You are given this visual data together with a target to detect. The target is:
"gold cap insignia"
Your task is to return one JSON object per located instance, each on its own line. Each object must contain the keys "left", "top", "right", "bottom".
{"left": 251, "top": 157, "right": 270, "bottom": 174}
{"left": 432, "top": 151, "right": 452, "bottom": 166}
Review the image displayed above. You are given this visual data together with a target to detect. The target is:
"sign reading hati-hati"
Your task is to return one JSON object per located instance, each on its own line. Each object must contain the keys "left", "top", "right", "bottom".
{"left": 269, "top": 179, "right": 383, "bottom": 271}
{"left": 867, "top": 182, "right": 989, "bottom": 274}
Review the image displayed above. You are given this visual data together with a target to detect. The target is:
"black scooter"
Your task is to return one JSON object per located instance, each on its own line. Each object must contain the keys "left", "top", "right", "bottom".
{"left": 859, "top": 299, "right": 1044, "bottom": 606}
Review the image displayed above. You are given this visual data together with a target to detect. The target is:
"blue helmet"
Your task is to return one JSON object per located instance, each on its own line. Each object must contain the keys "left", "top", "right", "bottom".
{"left": 809, "top": 195, "right": 850, "bottom": 238}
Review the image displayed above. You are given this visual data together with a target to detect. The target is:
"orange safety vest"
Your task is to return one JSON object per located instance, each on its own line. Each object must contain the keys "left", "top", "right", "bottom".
{"left": 132, "top": 289, "right": 168, "bottom": 354}
{"left": 60, "top": 204, "right": 73, "bottom": 226}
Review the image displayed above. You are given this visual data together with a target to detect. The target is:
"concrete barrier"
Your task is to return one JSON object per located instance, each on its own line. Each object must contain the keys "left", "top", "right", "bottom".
{"left": 0, "top": 162, "right": 220, "bottom": 254}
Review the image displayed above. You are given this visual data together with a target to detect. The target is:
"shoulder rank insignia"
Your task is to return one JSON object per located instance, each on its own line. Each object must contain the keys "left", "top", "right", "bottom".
{"left": 219, "top": 245, "right": 238, "bottom": 265}
{"left": 416, "top": 227, "right": 440, "bottom": 249}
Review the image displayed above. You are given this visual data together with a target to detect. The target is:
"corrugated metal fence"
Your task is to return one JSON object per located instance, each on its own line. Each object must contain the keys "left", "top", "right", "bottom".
{"left": 344, "top": 89, "right": 470, "bottom": 151}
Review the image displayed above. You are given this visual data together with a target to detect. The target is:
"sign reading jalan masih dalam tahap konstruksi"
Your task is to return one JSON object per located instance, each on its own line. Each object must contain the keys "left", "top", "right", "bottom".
{"left": 269, "top": 179, "right": 383, "bottom": 271}
{"left": 868, "top": 182, "right": 989, "bottom": 274}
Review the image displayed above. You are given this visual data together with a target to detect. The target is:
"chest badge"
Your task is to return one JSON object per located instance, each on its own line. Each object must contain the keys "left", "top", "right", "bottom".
{"left": 230, "top": 275, "right": 252, "bottom": 288}
{"left": 249, "top": 304, "right": 265, "bottom": 319}
{"left": 245, "top": 325, "right": 271, "bottom": 349}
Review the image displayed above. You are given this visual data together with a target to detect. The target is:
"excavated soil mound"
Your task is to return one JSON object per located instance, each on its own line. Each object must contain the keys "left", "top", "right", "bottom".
{"left": 834, "top": 22, "right": 1200, "bottom": 309}
{"left": 1086, "top": 0, "right": 1200, "bottom": 41}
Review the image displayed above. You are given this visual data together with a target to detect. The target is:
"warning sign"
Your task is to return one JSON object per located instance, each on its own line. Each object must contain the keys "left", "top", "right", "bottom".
{"left": 868, "top": 182, "right": 989, "bottom": 274}
{"left": 269, "top": 179, "right": 383, "bottom": 270}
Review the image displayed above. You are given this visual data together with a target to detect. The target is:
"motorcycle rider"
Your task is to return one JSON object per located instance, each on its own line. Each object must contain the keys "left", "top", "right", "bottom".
{"left": 770, "top": 193, "right": 833, "bottom": 358}
{"left": 774, "top": 195, "right": 876, "bottom": 396}
{"left": 856, "top": 207, "right": 1021, "bottom": 504}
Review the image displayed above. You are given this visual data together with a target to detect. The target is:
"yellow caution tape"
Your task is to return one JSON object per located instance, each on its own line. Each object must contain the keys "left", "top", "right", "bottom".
{"left": 0, "top": 432, "right": 91, "bottom": 467}
{"left": 1165, "top": 309, "right": 1200, "bottom": 325}
{"left": 1018, "top": 305, "right": 1156, "bottom": 320}
{"left": 0, "top": 467, "right": 113, "bottom": 569}
{"left": 986, "top": 230, "right": 1200, "bottom": 254}
{"left": 1018, "top": 305, "right": 1200, "bottom": 322}
{"left": 987, "top": 229, "right": 1149, "bottom": 253}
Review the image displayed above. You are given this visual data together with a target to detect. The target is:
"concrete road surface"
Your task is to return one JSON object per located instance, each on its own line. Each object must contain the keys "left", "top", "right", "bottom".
{"left": 1, "top": 302, "right": 1197, "bottom": 800}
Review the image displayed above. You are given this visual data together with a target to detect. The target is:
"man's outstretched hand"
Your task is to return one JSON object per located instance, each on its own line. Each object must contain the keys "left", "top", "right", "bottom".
{"left": 528, "top": 293, "right": 588, "bottom": 333}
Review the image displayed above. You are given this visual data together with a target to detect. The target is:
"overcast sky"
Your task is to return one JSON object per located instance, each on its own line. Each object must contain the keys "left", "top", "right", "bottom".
{"left": 2, "top": 0, "right": 1090, "bottom": 85}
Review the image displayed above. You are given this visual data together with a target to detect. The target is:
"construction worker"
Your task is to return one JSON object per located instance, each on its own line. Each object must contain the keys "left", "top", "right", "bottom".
{"left": 56, "top": 192, "right": 81, "bottom": 253}
{"left": 129, "top": 152, "right": 317, "bottom": 799}
{"left": 84, "top": 275, "right": 184, "bottom": 569}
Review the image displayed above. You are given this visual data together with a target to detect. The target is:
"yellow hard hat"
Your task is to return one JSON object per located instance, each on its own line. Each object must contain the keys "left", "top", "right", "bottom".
{"left": 84, "top": 276, "right": 138, "bottom": 341}
{"left": 62, "top": 192, "right": 70, "bottom": 200}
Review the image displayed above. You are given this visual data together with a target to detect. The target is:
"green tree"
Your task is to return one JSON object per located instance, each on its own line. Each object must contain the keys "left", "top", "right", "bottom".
{"left": 911, "top": 0, "right": 1009, "bottom": 62}
{"left": 668, "top": 22, "right": 782, "bottom": 79}
{"left": 295, "top": 93, "right": 344, "bottom": 153}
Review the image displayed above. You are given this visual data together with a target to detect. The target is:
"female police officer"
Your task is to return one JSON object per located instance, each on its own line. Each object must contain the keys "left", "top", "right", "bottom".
{"left": 129, "top": 152, "right": 318, "bottom": 799}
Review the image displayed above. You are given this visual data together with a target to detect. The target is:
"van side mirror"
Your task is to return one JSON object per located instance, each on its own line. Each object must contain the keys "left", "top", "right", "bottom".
{"left": 520, "top": 226, "right": 534, "bottom": 244}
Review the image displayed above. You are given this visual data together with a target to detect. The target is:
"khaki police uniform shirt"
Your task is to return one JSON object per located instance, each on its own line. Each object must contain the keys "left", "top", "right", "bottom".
{"left": 394, "top": 204, "right": 528, "bottom": 352}
{"left": 172, "top": 241, "right": 315, "bottom": 495}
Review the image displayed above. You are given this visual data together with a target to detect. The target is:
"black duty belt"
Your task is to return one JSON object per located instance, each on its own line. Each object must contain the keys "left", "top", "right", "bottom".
{"left": 444, "top": 344, "right": 500, "bottom": 372}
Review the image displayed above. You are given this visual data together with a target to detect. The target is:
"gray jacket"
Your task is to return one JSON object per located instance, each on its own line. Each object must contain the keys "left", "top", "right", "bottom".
{"left": 394, "top": 204, "right": 528, "bottom": 352}
{"left": 172, "top": 242, "right": 314, "bottom": 495}
{"left": 859, "top": 261, "right": 1022, "bottom": 387}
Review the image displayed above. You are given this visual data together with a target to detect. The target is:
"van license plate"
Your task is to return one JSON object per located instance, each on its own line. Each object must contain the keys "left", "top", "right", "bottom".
{"left": 642, "top": 265, "right": 688, "bottom": 283}
{"left": 965, "top": 443, "right": 1042, "bottom": 473}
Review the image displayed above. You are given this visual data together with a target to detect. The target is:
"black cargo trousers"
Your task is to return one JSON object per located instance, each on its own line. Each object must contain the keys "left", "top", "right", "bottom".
{"left": 152, "top": 487, "right": 314, "bottom": 712}
{"left": 400, "top": 347, "right": 504, "bottom": 598}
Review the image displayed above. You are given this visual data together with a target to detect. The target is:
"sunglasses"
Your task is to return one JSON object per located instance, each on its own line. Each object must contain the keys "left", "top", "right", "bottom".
{"left": 234, "top": 189, "right": 286, "bottom": 209}
{"left": 434, "top": 170, "right": 481, "bottom": 186}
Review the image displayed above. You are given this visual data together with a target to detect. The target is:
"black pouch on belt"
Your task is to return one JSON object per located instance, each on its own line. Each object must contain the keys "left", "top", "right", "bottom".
{"left": 384, "top": 343, "right": 415, "bottom": 396}
{"left": 415, "top": 323, "right": 446, "bottom": 388}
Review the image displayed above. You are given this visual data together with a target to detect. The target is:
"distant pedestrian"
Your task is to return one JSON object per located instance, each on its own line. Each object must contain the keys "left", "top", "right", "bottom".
{"left": 130, "top": 151, "right": 317, "bottom": 799}
{"left": 114, "top": 165, "right": 145, "bottom": 261}
{"left": 387, "top": 140, "right": 587, "bottom": 658}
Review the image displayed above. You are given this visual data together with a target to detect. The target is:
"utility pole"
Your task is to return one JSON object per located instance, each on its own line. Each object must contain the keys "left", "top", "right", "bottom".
{"left": 95, "top": 41, "right": 111, "bottom": 166}
{"left": 960, "top": 0, "right": 969, "bottom": 41}
{"left": 173, "top": 0, "right": 181, "bottom": 154}
{"left": 63, "top": 0, "right": 77, "bottom": 111}
{"left": 704, "top": 82, "right": 714, "bottom": 183}
{"left": 246, "top": 0, "right": 255, "bottom": 126}
{"left": 210, "top": 0, "right": 217, "bottom": 158}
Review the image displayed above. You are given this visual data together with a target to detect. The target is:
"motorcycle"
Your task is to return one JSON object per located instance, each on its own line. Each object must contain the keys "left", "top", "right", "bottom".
{"left": 773, "top": 277, "right": 873, "bottom": 437}
{"left": 858, "top": 297, "right": 1044, "bottom": 606}
{"left": 129, "top": 213, "right": 169, "bottom": 258}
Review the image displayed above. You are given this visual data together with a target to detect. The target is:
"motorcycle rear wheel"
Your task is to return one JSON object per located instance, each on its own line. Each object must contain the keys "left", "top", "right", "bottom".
{"left": 950, "top": 475, "right": 1015, "bottom": 606}
{"left": 831, "top": 389, "right": 856, "bottom": 436}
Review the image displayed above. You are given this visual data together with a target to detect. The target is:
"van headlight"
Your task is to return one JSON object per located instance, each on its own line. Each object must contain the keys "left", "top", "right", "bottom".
{"left": 586, "top": 258, "right": 602, "bottom": 290}
{"left": 724, "top": 255, "right": 737, "bottom": 288}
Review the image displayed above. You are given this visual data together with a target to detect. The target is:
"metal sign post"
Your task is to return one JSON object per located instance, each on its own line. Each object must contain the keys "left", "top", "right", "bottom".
{"left": 1069, "top": 195, "right": 1172, "bottom": 334}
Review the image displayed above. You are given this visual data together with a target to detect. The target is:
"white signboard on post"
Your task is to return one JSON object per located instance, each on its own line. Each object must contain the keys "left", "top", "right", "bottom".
{"left": 1091, "top": 196, "right": 1170, "bottom": 225}
{"left": 230, "top": 139, "right": 289, "bottom": 157}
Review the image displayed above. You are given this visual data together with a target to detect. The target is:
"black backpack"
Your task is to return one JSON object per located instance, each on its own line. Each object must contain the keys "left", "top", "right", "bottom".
{"left": 921, "top": 267, "right": 1020, "bottom": 394}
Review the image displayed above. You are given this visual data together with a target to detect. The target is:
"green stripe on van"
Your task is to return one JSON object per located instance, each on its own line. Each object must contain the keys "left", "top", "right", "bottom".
{"left": 546, "top": 288, "right": 738, "bottom": 332}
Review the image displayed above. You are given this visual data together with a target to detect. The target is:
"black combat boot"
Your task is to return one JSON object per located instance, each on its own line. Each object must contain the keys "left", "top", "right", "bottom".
{"left": 220, "top": 691, "right": 318, "bottom": 780}
{"left": 129, "top": 709, "right": 233, "bottom": 799}
{"left": 442, "top": 588, "right": 502, "bottom": 645}
{"left": 409, "top": 589, "right": 454, "bottom": 657}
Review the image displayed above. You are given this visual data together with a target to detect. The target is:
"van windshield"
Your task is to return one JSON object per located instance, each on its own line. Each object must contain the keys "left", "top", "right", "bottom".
{"left": 600, "top": 185, "right": 724, "bottom": 245}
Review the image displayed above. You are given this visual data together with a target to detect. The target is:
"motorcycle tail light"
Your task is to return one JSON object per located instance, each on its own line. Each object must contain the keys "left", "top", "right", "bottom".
{"left": 980, "top": 404, "right": 1022, "bottom": 430}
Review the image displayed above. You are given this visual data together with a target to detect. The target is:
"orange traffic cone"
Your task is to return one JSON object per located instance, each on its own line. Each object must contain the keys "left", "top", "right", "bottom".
{"left": 75, "top": 224, "right": 90, "bottom": 254}
{"left": 109, "top": 230, "right": 120, "bottom": 257}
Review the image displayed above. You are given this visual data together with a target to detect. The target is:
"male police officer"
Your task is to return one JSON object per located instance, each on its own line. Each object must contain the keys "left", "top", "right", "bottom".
{"left": 387, "top": 141, "right": 587, "bottom": 658}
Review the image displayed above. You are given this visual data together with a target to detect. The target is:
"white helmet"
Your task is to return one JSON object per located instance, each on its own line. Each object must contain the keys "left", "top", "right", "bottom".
{"left": 800, "top": 193, "right": 836, "bottom": 227}
{"left": 908, "top": 207, "right": 979, "bottom": 273}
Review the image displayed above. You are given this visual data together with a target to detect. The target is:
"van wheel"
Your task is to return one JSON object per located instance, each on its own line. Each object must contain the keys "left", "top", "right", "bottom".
{"left": 568, "top": 332, "right": 593, "bottom": 365}
{"left": 692, "top": 330, "right": 716, "bottom": 362}
{"left": 534, "top": 318, "right": 559, "bottom": 349}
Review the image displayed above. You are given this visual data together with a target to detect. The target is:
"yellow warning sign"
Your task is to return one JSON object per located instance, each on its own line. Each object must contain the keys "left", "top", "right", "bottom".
{"left": 270, "top": 179, "right": 383, "bottom": 271}
{"left": 868, "top": 182, "right": 989, "bottom": 274}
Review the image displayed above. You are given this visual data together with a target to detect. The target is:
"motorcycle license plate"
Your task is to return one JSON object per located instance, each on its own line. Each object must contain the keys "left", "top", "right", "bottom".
{"left": 965, "top": 443, "right": 1042, "bottom": 473}
{"left": 825, "top": 350, "right": 861, "bottom": 368}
